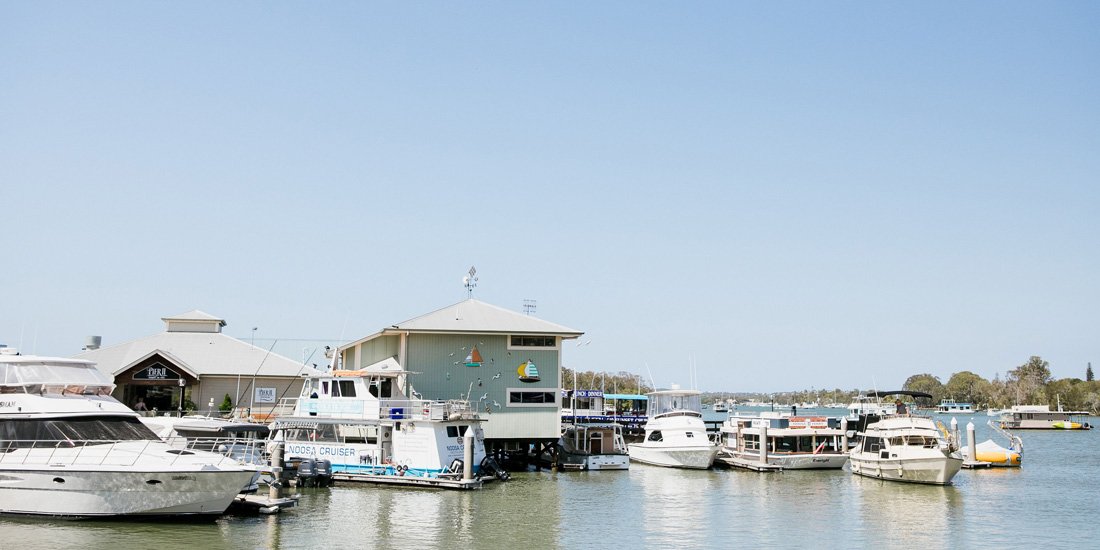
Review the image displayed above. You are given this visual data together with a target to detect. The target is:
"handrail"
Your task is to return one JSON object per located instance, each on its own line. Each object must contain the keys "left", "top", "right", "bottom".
{"left": 0, "top": 438, "right": 235, "bottom": 468}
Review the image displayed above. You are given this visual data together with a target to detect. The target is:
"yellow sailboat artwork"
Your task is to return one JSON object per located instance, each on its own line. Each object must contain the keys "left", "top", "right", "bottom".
{"left": 517, "top": 360, "right": 540, "bottom": 382}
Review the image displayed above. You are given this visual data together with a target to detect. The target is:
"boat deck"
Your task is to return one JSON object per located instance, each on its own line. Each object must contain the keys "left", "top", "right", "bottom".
{"left": 714, "top": 454, "right": 784, "bottom": 472}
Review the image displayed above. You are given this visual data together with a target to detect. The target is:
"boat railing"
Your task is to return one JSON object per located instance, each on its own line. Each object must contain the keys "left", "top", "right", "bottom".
{"left": 0, "top": 439, "right": 242, "bottom": 467}
{"left": 278, "top": 397, "right": 478, "bottom": 421}
{"left": 160, "top": 435, "right": 269, "bottom": 465}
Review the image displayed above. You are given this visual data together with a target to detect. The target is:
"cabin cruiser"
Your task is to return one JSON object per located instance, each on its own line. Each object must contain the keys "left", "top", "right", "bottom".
{"left": 141, "top": 415, "right": 272, "bottom": 491}
{"left": 267, "top": 357, "right": 507, "bottom": 489}
{"left": 718, "top": 412, "right": 849, "bottom": 470}
{"left": 998, "top": 405, "right": 1092, "bottom": 430}
{"left": 627, "top": 388, "right": 718, "bottom": 469}
{"left": 557, "top": 422, "right": 630, "bottom": 470}
{"left": 848, "top": 391, "right": 963, "bottom": 485}
{"left": 0, "top": 351, "right": 256, "bottom": 518}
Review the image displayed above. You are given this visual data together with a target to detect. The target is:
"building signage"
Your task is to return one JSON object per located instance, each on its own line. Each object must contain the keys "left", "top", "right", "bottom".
{"left": 255, "top": 387, "right": 276, "bottom": 403}
{"left": 133, "top": 363, "right": 181, "bottom": 381}
{"left": 574, "top": 390, "right": 603, "bottom": 398}
{"left": 517, "top": 360, "right": 540, "bottom": 383}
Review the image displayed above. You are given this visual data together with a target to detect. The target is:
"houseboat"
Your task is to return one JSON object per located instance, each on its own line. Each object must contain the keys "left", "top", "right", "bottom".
{"left": 998, "top": 405, "right": 1093, "bottom": 430}
{"left": 557, "top": 422, "right": 630, "bottom": 470}
{"left": 936, "top": 399, "right": 974, "bottom": 414}
{"left": 717, "top": 412, "right": 848, "bottom": 471}
{"left": 267, "top": 357, "right": 507, "bottom": 490}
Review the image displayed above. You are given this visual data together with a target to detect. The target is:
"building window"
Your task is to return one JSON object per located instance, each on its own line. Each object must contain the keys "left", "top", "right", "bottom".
{"left": 507, "top": 388, "right": 560, "bottom": 407}
{"left": 508, "top": 335, "right": 558, "bottom": 350}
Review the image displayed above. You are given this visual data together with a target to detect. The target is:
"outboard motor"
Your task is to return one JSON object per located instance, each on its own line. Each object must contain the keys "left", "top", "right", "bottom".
{"left": 315, "top": 459, "right": 333, "bottom": 487}
{"left": 296, "top": 458, "right": 317, "bottom": 488}
{"left": 480, "top": 456, "right": 511, "bottom": 482}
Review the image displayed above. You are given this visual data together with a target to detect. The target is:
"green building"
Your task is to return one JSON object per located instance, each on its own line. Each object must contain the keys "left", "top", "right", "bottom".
{"left": 336, "top": 299, "right": 583, "bottom": 455}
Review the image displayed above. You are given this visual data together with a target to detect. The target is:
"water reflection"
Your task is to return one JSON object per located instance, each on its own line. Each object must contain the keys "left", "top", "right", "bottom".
{"left": 2, "top": 419, "right": 1097, "bottom": 548}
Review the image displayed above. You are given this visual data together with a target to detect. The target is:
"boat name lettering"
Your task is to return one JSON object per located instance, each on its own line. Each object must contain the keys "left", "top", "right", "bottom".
{"left": 286, "top": 443, "right": 358, "bottom": 457}
{"left": 0, "top": 401, "right": 15, "bottom": 408}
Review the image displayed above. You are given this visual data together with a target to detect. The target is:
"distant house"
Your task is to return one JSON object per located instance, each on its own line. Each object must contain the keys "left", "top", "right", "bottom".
{"left": 336, "top": 299, "right": 583, "bottom": 452}
{"left": 76, "top": 310, "right": 321, "bottom": 418}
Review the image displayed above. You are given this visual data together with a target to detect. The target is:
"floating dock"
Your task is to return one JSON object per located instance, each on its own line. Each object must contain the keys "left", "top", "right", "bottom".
{"left": 331, "top": 472, "right": 488, "bottom": 489}
{"left": 227, "top": 493, "right": 300, "bottom": 515}
{"left": 715, "top": 454, "right": 784, "bottom": 472}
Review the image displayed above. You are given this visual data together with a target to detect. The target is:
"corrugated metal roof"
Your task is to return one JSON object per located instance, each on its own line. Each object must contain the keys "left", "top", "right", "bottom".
{"left": 388, "top": 299, "right": 583, "bottom": 336}
{"left": 75, "top": 331, "right": 322, "bottom": 378}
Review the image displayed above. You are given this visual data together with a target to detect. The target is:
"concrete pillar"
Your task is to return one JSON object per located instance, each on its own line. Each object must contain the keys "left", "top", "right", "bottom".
{"left": 759, "top": 422, "right": 769, "bottom": 465}
{"left": 841, "top": 417, "right": 849, "bottom": 452}
{"left": 269, "top": 442, "right": 283, "bottom": 500}
{"left": 967, "top": 421, "right": 977, "bottom": 461}
{"left": 463, "top": 427, "right": 474, "bottom": 481}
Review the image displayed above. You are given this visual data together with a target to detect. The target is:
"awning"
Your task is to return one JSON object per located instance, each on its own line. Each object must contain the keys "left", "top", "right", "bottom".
{"left": 602, "top": 394, "right": 648, "bottom": 400}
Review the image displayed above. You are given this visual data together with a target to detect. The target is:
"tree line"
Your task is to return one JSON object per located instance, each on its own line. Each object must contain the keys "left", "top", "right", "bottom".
{"left": 565, "top": 356, "right": 1099, "bottom": 414}
{"left": 902, "top": 356, "right": 1099, "bottom": 412}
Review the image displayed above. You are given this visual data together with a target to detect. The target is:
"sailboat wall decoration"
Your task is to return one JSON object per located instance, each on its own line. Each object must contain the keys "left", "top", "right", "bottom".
{"left": 517, "top": 360, "right": 540, "bottom": 382}
{"left": 464, "top": 346, "right": 483, "bottom": 367}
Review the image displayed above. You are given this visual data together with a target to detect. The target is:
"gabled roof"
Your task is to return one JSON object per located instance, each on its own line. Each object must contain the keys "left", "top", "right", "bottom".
{"left": 76, "top": 331, "right": 323, "bottom": 378}
{"left": 389, "top": 299, "right": 583, "bottom": 336}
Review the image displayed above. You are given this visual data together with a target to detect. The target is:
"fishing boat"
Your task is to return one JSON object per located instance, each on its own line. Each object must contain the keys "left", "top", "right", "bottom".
{"left": 848, "top": 391, "right": 963, "bottom": 485}
{"left": 998, "top": 405, "right": 1093, "bottom": 430}
{"left": 0, "top": 350, "right": 256, "bottom": 518}
{"left": 627, "top": 388, "right": 719, "bottom": 469}
{"left": 267, "top": 357, "right": 507, "bottom": 489}
{"left": 717, "top": 412, "right": 849, "bottom": 470}
{"left": 935, "top": 399, "right": 974, "bottom": 414}
{"left": 557, "top": 422, "right": 629, "bottom": 470}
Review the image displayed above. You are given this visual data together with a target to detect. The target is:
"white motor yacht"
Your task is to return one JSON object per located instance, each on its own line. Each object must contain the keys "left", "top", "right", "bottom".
{"left": 627, "top": 388, "right": 718, "bottom": 469}
{"left": 0, "top": 350, "right": 256, "bottom": 518}
{"left": 848, "top": 403, "right": 963, "bottom": 485}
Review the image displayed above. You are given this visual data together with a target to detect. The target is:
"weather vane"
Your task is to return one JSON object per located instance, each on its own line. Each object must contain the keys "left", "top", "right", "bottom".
{"left": 463, "top": 266, "right": 478, "bottom": 298}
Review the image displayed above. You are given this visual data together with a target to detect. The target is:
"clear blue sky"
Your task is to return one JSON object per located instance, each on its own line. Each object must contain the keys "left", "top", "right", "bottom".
{"left": 3, "top": 2, "right": 1097, "bottom": 392}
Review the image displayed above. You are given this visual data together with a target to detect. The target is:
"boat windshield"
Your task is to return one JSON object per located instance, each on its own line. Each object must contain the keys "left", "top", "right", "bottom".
{"left": 889, "top": 435, "right": 939, "bottom": 447}
{"left": 648, "top": 392, "right": 702, "bottom": 417}
{"left": 0, "top": 361, "right": 114, "bottom": 390}
{"left": 0, "top": 416, "right": 157, "bottom": 449}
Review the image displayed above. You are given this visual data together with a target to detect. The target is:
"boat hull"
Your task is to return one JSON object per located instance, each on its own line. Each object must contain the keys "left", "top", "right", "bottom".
{"left": 849, "top": 454, "right": 963, "bottom": 485}
{"left": 0, "top": 468, "right": 256, "bottom": 518}
{"left": 559, "top": 452, "right": 630, "bottom": 471}
{"left": 726, "top": 451, "right": 848, "bottom": 470}
{"left": 628, "top": 443, "right": 718, "bottom": 469}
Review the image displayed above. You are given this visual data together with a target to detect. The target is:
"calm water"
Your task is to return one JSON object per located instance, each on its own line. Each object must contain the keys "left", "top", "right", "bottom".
{"left": 2, "top": 412, "right": 1097, "bottom": 549}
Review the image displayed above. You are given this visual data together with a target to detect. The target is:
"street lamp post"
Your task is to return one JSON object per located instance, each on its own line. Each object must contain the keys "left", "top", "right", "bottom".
{"left": 177, "top": 378, "right": 186, "bottom": 417}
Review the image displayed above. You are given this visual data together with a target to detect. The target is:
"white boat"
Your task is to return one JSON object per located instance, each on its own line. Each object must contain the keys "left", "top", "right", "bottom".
{"left": 557, "top": 422, "right": 630, "bottom": 470}
{"left": 627, "top": 388, "right": 719, "bottom": 469}
{"left": 848, "top": 400, "right": 963, "bottom": 485}
{"left": 0, "top": 350, "right": 256, "bottom": 518}
{"left": 267, "top": 358, "right": 507, "bottom": 489}
{"left": 998, "top": 405, "right": 1093, "bottom": 430}
{"left": 141, "top": 415, "right": 272, "bottom": 492}
{"left": 935, "top": 399, "right": 974, "bottom": 414}
{"left": 713, "top": 402, "right": 729, "bottom": 413}
{"left": 718, "top": 412, "right": 849, "bottom": 470}
{"left": 846, "top": 394, "right": 897, "bottom": 418}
